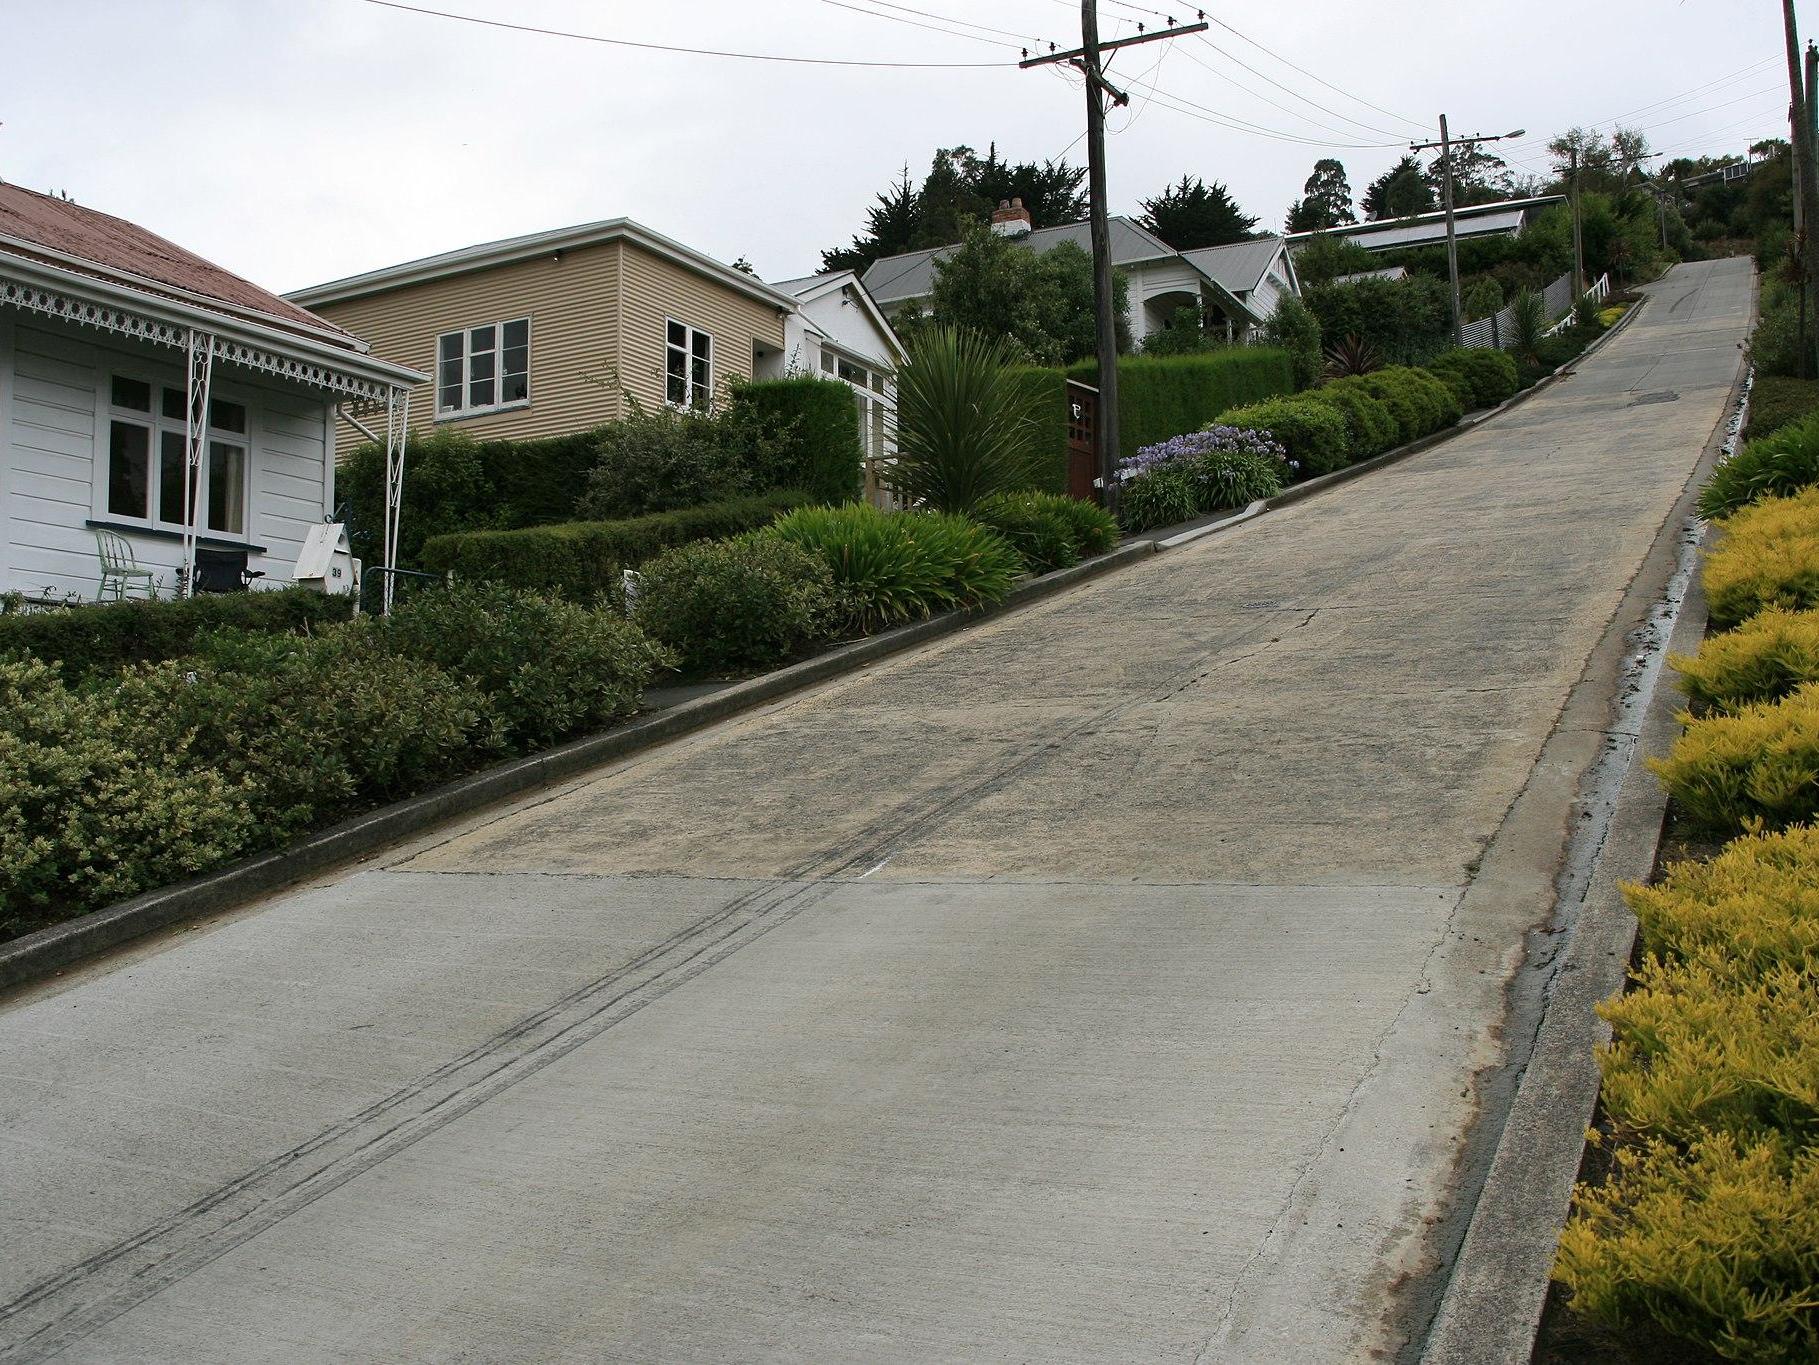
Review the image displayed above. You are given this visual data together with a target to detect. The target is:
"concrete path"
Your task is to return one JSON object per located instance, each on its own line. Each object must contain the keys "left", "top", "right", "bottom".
{"left": 0, "top": 259, "right": 1752, "bottom": 1363}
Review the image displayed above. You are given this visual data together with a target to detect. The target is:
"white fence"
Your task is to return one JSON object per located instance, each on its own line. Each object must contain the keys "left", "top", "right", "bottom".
{"left": 1460, "top": 272, "right": 1609, "bottom": 350}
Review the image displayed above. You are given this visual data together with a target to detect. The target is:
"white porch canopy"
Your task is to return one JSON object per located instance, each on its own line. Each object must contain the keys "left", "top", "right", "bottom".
{"left": 0, "top": 250, "right": 423, "bottom": 607}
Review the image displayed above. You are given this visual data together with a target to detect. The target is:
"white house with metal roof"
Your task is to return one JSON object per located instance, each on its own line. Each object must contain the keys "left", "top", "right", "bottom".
{"left": 1284, "top": 194, "right": 1567, "bottom": 255}
{"left": 0, "top": 181, "right": 421, "bottom": 603}
{"left": 860, "top": 206, "right": 1285, "bottom": 345}
{"left": 1179, "top": 236, "right": 1301, "bottom": 327}
{"left": 768, "top": 269, "right": 906, "bottom": 504}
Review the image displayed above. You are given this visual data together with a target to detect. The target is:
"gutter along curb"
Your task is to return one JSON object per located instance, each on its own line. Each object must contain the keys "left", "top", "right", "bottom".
{"left": 0, "top": 306, "right": 1649, "bottom": 993}
{"left": 0, "top": 541, "right": 1153, "bottom": 992}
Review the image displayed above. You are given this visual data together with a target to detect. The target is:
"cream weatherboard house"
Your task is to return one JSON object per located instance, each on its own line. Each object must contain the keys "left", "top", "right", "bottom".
{"left": 0, "top": 182, "right": 420, "bottom": 601}
{"left": 290, "top": 219, "right": 904, "bottom": 494}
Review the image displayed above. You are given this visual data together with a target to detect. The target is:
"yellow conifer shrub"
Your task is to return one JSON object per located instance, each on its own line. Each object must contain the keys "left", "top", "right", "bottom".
{"left": 1703, "top": 486, "right": 1819, "bottom": 628}
{"left": 1673, "top": 607, "right": 1819, "bottom": 713}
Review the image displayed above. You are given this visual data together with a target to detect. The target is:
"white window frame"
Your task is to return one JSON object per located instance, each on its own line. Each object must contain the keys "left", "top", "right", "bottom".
{"left": 665, "top": 318, "right": 714, "bottom": 409}
{"left": 98, "top": 371, "right": 253, "bottom": 541}
{"left": 819, "top": 346, "right": 896, "bottom": 463}
{"left": 435, "top": 317, "right": 531, "bottom": 420}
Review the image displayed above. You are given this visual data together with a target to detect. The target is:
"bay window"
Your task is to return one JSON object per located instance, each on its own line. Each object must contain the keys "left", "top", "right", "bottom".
{"left": 105, "top": 375, "right": 248, "bottom": 537}
{"left": 437, "top": 318, "right": 529, "bottom": 416}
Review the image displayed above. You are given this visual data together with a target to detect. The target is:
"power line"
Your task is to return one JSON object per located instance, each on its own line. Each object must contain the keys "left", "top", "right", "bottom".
{"left": 1130, "top": 77, "right": 1406, "bottom": 148}
{"left": 1503, "top": 88, "right": 1785, "bottom": 160}
{"left": 360, "top": 0, "right": 1011, "bottom": 67}
{"left": 1201, "top": 14, "right": 1433, "bottom": 133}
{"left": 845, "top": 0, "right": 1056, "bottom": 46}
{"left": 815, "top": 0, "right": 1024, "bottom": 52}
{"left": 1180, "top": 36, "right": 1412, "bottom": 142}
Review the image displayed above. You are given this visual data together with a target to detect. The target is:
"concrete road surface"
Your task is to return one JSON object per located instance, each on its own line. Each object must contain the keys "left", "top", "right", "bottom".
{"left": 0, "top": 258, "right": 1752, "bottom": 1363}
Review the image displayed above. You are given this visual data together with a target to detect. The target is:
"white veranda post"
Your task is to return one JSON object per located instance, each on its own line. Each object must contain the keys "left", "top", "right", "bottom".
{"left": 181, "top": 330, "right": 216, "bottom": 598}
{"left": 381, "top": 386, "right": 410, "bottom": 614}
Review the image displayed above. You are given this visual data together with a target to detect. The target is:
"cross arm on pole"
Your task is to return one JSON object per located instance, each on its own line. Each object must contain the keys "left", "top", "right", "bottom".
{"left": 1019, "top": 20, "right": 1207, "bottom": 68}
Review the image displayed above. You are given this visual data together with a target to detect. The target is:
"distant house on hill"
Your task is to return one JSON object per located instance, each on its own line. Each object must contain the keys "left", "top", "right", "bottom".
{"left": 1284, "top": 194, "right": 1567, "bottom": 256}
{"left": 861, "top": 198, "right": 1299, "bottom": 346}
{"left": 0, "top": 181, "right": 419, "bottom": 600}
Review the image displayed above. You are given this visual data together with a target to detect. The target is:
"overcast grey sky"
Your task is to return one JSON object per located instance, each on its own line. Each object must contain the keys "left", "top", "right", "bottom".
{"left": 2, "top": 1, "right": 1805, "bottom": 294}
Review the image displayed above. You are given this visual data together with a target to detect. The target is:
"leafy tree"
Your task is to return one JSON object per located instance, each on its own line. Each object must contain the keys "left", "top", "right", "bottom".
{"left": 1427, "top": 142, "right": 1514, "bottom": 207}
{"left": 1548, "top": 126, "right": 1651, "bottom": 194}
{"left": 966, "top": 143, "right": 1087, "bottom": 230}
{"left": 821, "top": 165, "right": 923, "bottom": 272}
{"left": 1291, "top": 231, "right": 1376, "bottom": 287}
{"left": 1285, "top": 159, "right": 1355, "bottom": 232}
{"left": 1138, "top": 176, "right": 1259, "bottom": 249}
{"left": 922, "top": 224, "right": 1126, "bottom": 366}
{"left": 1363, "top": 156, "right": 1436, "bottom": 219}
{"left": 913, "top": 147, "right": 990, "bottom": 248}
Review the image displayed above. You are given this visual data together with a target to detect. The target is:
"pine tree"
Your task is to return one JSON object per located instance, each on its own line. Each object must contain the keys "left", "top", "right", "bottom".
{"left": 1137, "top": 176, "right": 1259, "bottom": 250}
{"left": 1362, "top": 156, "right": 1437, "bottom": 220}
{"left": 820, "top": 166, "right": 923, "bottom": 273}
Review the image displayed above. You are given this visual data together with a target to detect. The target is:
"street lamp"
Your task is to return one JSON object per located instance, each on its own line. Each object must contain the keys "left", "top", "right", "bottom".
{"left": 1411, "top": 121, "right": 1527, "bottom": 344}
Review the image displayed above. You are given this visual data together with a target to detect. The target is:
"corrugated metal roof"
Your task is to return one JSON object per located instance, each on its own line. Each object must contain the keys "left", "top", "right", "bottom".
{"left": 861, "top": 217, "right": 1176, "bottom": 304}
{"left": 1332, "top": 266, "right": 1409, "bottom": 285}
{"left": 1178, "top": 237, "right": 1285, "bottom": 295}
{"left": 0, "top": 181, "right": 355, "bottom": 345}
{"left": 1334, "top": 207, "right": 1531, "bottom": 252}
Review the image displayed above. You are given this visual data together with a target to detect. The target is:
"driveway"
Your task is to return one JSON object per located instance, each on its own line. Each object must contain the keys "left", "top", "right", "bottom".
{"left": 0, "top": 257, "right": 1752, "bottom": 1363}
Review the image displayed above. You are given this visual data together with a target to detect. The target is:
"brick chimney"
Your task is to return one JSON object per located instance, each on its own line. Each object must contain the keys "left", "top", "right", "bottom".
{"left": 990, "top": 197, "right": 1033, "bottom": 237}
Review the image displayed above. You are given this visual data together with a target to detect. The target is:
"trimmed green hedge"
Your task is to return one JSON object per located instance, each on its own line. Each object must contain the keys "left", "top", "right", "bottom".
{"left": 1005, "top": 367, "right": 1071, "bottom": 494}
{"left": 1067, "top": 347, "right": 1296, "bottom": 458}
{"left": 418, "top": 490, "right": 814, "bottom": 600}
{"left": 728, "top": 376, "right": 866, "bottom": 504}
{"left": 0, "top": 588, "right": 355, "bottom": 683}
{"left": 1303, "top": 383, "right": 1398, "bottom": 457}
{"left": 1427, "top": 347, "right": 1519, "bottom": 409}
{"left": 1214, "top": 396, "right": 1351, "bottom": 477}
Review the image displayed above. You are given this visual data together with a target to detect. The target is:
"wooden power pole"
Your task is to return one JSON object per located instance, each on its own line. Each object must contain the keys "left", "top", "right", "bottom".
{"left": 1021, "top": 6, "right": 1206, "bottom": 513}
{"left": 1410, "top": 118, "right": 1526, "bottom": 345}
{"left": 1785, "top": 1, "right": 1819, "bottom": 378}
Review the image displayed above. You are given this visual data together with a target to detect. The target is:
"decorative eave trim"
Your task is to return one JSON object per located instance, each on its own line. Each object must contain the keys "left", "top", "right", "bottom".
{"left": 0, "top": 254, "right": 426, "bottom": 400}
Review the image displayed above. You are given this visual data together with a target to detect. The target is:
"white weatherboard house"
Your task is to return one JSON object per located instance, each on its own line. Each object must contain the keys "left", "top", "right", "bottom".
{"left": 861, "top": 199, "right": 1299, "bottom": 344}
{"left": 769, "top": 269, "right": 906, "bottom": 502}
{"left": 0, "top": 182, "right": 421, "bottom": 600}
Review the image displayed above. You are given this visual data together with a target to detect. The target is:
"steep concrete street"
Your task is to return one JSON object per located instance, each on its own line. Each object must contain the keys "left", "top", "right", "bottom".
{"left": 0, "top": 258, "right": 1751, "bottom": 1363}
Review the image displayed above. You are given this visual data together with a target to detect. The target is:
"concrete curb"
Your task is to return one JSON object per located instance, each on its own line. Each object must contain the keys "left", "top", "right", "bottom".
{"left": 0, "top": 539, "right": 1155, "bottom": 992}
{"left": 1418, "top": 295, "right": 1746, "bottom": 1364}
{"left": 1156, "top": 299, "right": 1650, "bottom": 549}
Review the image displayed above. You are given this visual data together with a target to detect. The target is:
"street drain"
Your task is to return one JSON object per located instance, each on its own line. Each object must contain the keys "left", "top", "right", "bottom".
{"left": 1631, "top": 389, "right": 1680, "bottom": 405}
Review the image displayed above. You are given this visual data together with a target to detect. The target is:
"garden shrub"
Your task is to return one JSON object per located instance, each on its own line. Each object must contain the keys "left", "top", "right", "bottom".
{"left": 763, "top": 505, "right": 1021, "bottom": 632}
{"left": 338, "top": 427, "right": 501, "bottom": 569}
{"left": 1003, "top": 368, "right": 1071, "bottom": 495}
{"left": 418, "top": 490, "right": 813, "bottom": 601}
{"left": 1701, "top": 411, "right": 1819, "bottom": 519}
{"left": 1340, "top": 367, "right": 1454, "bottom": 445}
{"left": 1427, "top": 364, "right": 1476, "bottom": 413}
{"left": 1214, "top": 396, "right": 1350, "bottom": 477}
{"left": 1672, "top": 607, "right": 1819, "bottom": 713}
{"left": 1301, "top": 274, "right": 1452, "bottom": 365}
{"left": 890, "top": 326, "right": 1047, "bottom": 512}
{"left": 1426, "top": 347, "right": 1519, "bottom": 409}
{"left": 378, "top": 582, "right": 671, "bottom": 752}
{"left": 0, "top": 656, "right": 258, "bottom": 940}
{"left": 1702, "top": 487, "right": 1819, "bottom": 628}
{"left": 1745, "top": 376, "right": 1819, "bottom": 443}
{"left": 575, "top": 402, "right": 794, "bottom": 520}
{"left": 1303, "top": 383, "right": 1398, "bottom": 458}
{"left": 1555, "top": 1132, "right": 1819, "bottom": 1365}
{"left": 971, "top": 493, "right": 1082, "bottom": 574}
{"left": 1624, "top": 824, "right": 1819, "bottom": 981}
{"left": 727, "top": 376, "right": 866, "bottom": 504}
{"left": 121, "top": 627, "right": 487, "bottom": 839}
{"left": 1261, "top": 296, "right": 1323, "bottom": 390}
{"left": 633, "top": 537, "right": 837, "bottom": 675}
{"left": 0, "top": 588, "right": 353, "bottom": 683}
{"left": 1039, "top": 493, "right": 1120, "bottom": 556}
{"left": 1403, "top": 366, "right": 1465, "bottom": 428}
{"left": 1117, "top": 467, "right": 1199, "bottom": 533}
{"left": 1067, "top": 347, "right": 1295, "bottom": 458}
{"left": 1649, "top": 682, "right": 1819, "bottom": 832}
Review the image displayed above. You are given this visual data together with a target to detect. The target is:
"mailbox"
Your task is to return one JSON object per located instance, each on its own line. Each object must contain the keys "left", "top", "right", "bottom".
{"left": 293, "top": 522, "right": 360, "bottom": 597}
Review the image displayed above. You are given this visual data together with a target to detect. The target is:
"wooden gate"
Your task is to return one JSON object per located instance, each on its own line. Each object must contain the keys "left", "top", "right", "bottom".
{"left": 1065, "top": 379, "right": 1100, "bottom": 504}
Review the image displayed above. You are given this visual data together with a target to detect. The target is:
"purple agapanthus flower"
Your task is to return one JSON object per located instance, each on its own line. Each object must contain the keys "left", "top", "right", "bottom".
{"left": 1117, "top": 426, "right": 1288, "bottom": 482}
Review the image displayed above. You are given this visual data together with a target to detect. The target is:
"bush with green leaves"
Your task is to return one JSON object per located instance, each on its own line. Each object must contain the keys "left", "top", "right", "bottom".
{"left": 1261, "top": 296, "right": 1323, "bottom": 390}
{"left": 1039, "top": 492, "right": 1120, "bottom": 556}
{"left": 418, "top": 490, "right": 813, "bottom": 601}
{"left": 1067, "top": 347, "right": 1296, "bottom": 458}
{"left": 889, "top": 326, "right": 1047, "bottom": 513}
{"left": 1301, "top": 273, "right": 1452, "bottom": 365}
{"left": 575, "top": 401, "right": 794, "bottom": 520}
{"left": 1461, "top": 276, "right": 1503, "bottom": 322}
{"left": 1117, "top": 466, "right": 1200, "bottom": 534}
{"left": 1303, "top": 383, "right": 1398, "bottom": 458}
{"left": 1701, "top": 411, "right": 1819, "bottom": 520}
{"left": 1745, "top": 376, "right": 1819, "bottom": 443}
{"left": 1672, "top": 607, "right": 1819, "bottom": 713}
{"left": 763, "top": 504, "right": 1022, "bottom": 632}
{"left": 970, "top": 493, "right": 1081, "bottom": 574}
{"left": 632, "top": 536, "right": 837, "bottom": 675}
{"left": 1508, "top": 287, "right": 1550, "bottom": 362}
{"left": 1701, "top": 487, "right": 1819, "bottom": 628}
{"left": 0, "top": 656, "right": 259, "bottom": 942}
{"left": 378, "top": 582, "right": 671, "bottom": 752}
{"left": 1214, "top": 396, "right": 1351, "bottom": 477}
{"left": 1425, "top": 347, "right": 1519, "bottom": 409}
{"left": 727, "top": 376, "right": 866, "bottom": 504}
{"left": 0, "top": 588, "right": 353, "bottom": 683}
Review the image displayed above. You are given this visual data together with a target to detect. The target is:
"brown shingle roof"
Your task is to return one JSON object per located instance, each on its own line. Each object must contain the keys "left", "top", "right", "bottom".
{"left": 0, "top": 182, "right": 357, "bottom": 348}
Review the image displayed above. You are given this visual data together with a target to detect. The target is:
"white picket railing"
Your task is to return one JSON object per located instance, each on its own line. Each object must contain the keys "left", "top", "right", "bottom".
{"left": 1460, "top": 272, "right": 1610, "bottom": 350}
